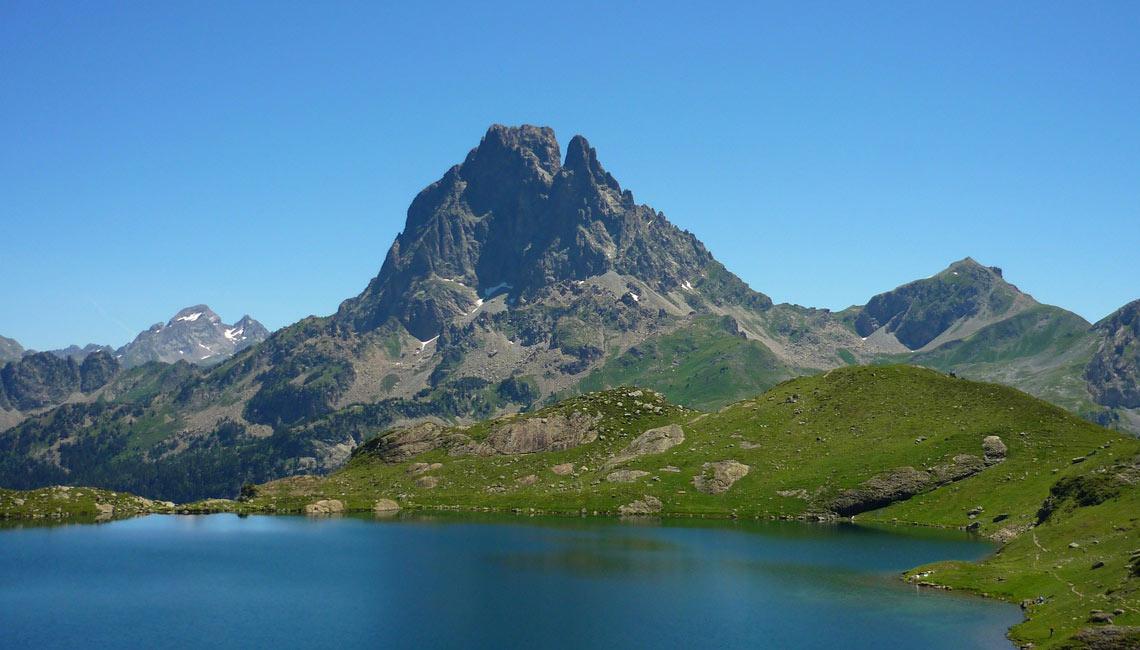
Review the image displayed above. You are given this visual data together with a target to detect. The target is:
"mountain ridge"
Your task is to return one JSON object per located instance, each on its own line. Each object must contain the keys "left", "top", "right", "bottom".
{"left": 0, "top": 124, "right": 1135, "bottom": 504}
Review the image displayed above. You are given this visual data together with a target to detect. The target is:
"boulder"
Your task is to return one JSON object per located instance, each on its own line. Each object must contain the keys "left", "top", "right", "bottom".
{"left": 606, "top": 469, "right": 651, "bottom": 483}
{"left": 551, "top": 463, "right": 575, "bottom": 476}
{"left": 777, "top": 489, "right": 810, "bottom": 500}
{"left": 516, "top": 474, "right": 538, "bottom": 486}
{"left": 372, "top": 499, "right": 400, "bottom": 513}
{"left": 479, "top": 412, "right": 599, "bottom": 455}
{"left": 693, "top": 460, "right": 750, "bottom": 495}
{"left": 1088, "top": 610, "right": 1114, "bottom": 624}
{"left": 1069, "top": 626, "right": 1140, "bottom": 649}
{"left": 408, "top": 462, "right": 443, "bottom": 475}
{"left": 303, "top": 499, "right": 345, "bottom": 516}
{"left": 619, "top": 495, "right": 663, "bottom": 516}
{"left": 930, "top": 454, "right": 986, "bottom": 482}
{"left": 828, "top": 467, "right": 932, "bottom": 516}
{"left": 982, "top": 435, "right": 1007, "bottom": 464}
{"left": 414, "top": 476, "right": 439, "bottom": 489}
{"left": 94, "top": 503, "right": 115, "bottom": 522}
{"left": 603, "top": 424, "right": 685, "bottom": 470}
{"left": 359, "top": 423, "right": 454, "bottom": 462}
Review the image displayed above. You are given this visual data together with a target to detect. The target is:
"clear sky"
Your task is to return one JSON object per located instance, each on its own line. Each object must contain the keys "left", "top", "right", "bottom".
{"left": 2, "top": 2, "right": 1138, "bottom": 350}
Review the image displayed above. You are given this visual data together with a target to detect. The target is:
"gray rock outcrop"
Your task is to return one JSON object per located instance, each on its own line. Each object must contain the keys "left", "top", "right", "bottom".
{"left": 693, "top": 460, "right": 750, "bottom": 495}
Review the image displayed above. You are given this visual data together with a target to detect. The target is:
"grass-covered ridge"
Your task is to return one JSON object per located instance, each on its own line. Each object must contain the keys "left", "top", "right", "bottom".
{"left": 575, "top": 315, "right": 801, "bottom": 410}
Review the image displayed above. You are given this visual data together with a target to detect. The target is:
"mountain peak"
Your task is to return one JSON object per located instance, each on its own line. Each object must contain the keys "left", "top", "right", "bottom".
{"left": 563, "top": 135, "right": 620, "bottom": 192}
{"left": 465, "top": 124, "right": 562, "bottom": 181}
{"left": 854, "top": 258, "right": 1033, "bottom": 350}
{"left": 119, "top": 306, "right": 268, "bottom": 367}
{"left": 338, "top": 124, "right": 771, "bottom": 339}
{"left": 168, "top": 305, "right": 220, "bottom": 326}
{"left": 944, "top": 257, "right": 1004, "bottom": 278}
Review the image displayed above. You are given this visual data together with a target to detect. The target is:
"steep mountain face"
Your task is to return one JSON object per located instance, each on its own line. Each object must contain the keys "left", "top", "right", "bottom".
{"left": 0, "top": 336, "right": 23, "bottom": 364}
{"left": 849, "top": 258, "right": 1036, "bottom": 351}
{"left": 337, "top": 125, "right": 770, "bottom": 340}
{"left": 0, "top": 351, "right": 119, "bottom": 412}
{"left": 117, "top": 306, "right": 268, "bottom": 367}
{"left": 1086, "top": 299, "right": 1140, "bottom": 409}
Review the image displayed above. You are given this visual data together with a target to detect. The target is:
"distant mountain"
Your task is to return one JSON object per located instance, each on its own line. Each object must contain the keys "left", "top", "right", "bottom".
{"left": 845, "top": 258, "right": 1037, "bottom": 351}
{"left": 48, "top": 344, "right": 115, "bottom": 361}
{"left": 0, "top": 306, "right": 267, "bottom": 432}
{"left": 116, "top": 306, "right": 269, "bottom": 367}
{"left": 0, "top": 124, "right": 1135, "bottom": 504}
{"left": 0, "top": 336, "right": 23, "bottom": 364}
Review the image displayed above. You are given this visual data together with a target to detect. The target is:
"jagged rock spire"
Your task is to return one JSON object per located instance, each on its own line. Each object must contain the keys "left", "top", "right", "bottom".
{"left": 337, "top": 125, "right": 771, "bottom": 339}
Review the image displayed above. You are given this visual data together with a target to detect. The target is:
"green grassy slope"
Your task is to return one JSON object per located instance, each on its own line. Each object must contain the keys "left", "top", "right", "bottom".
{"left": 898, "top": 464, "right": 1139, "bottom": 648}
{"left": 905, "top": 305, "right": 1103, "bottom": 416}
{"left": 0, "top": 485, "right": 173, "bottom": 522}
{"left": 575, "top": 315, "right": 801, "bottom": 410}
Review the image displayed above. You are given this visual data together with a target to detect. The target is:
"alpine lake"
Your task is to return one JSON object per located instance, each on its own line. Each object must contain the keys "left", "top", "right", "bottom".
{"left": 0, "top": 513, "right": 1021, "bottom": 649}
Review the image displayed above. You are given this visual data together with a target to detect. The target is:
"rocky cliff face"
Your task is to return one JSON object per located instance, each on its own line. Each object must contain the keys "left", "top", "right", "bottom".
{"left": 117, "top": 305, "right": 268, "bottom": 367}
{"left": 0, "top": 351, "right": 119, "bottom": 412}
{"left": 1087, "top": 299, "right": 1140, "bottom": 409}
{"left": 337, "top": 125, "right": 770, "bottom": 340}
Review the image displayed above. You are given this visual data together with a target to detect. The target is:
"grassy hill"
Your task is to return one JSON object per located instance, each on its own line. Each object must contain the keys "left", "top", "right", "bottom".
{"left": 574, "top": 315, "right": 801, "bottom": 410}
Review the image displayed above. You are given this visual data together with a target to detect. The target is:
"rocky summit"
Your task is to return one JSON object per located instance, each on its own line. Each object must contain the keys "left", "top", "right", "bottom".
{"left": 849, "top": 257, "right": 1035, "bottom": 351}
{"left": 337, "top": 124, "right": 769, "bottom": 340}
{"left": 117, "top": 305, "right": 268, "bottom": 367}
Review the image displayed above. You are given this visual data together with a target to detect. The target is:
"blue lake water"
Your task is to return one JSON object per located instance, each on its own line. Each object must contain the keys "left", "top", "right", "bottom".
{"left": 0, "top": 514, "right": 1020, "bottom": 649}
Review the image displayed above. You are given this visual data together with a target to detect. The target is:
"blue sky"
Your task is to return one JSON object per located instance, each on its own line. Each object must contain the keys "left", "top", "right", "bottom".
{"left": 2, "top": 2, "right": 1138, "bottom": 350}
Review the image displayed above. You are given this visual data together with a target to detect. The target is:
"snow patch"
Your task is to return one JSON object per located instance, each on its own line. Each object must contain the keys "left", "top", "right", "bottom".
{"left": 197, "top": 343, "right": 212, "bottom": 352}
{"left": 681, "top": 280, "right": 694, "bottom": 291}
{"left": 482, "top": 282, "right": 513, "bottom": 298}
{"left": 468, "top": 298, "right": 484, "bottom": 315}
{"left": 415, "top": 335, "right": 440, "bottom": 354}
{"left": 224, "top": 327, "right": 244, "bottom": 341}
{"left": 628, "top": 292, "right": 640, "bottom": 302}
{"left": 176, "top": 312, "right": 202, "bottom": 322}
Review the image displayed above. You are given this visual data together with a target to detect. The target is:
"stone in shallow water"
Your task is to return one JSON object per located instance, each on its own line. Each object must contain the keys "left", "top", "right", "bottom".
{"left": 619, "top": 495, "right": 662, "bottom": 516}
{"left": 373, "top": 499, "right": 400, "bottom": 513}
